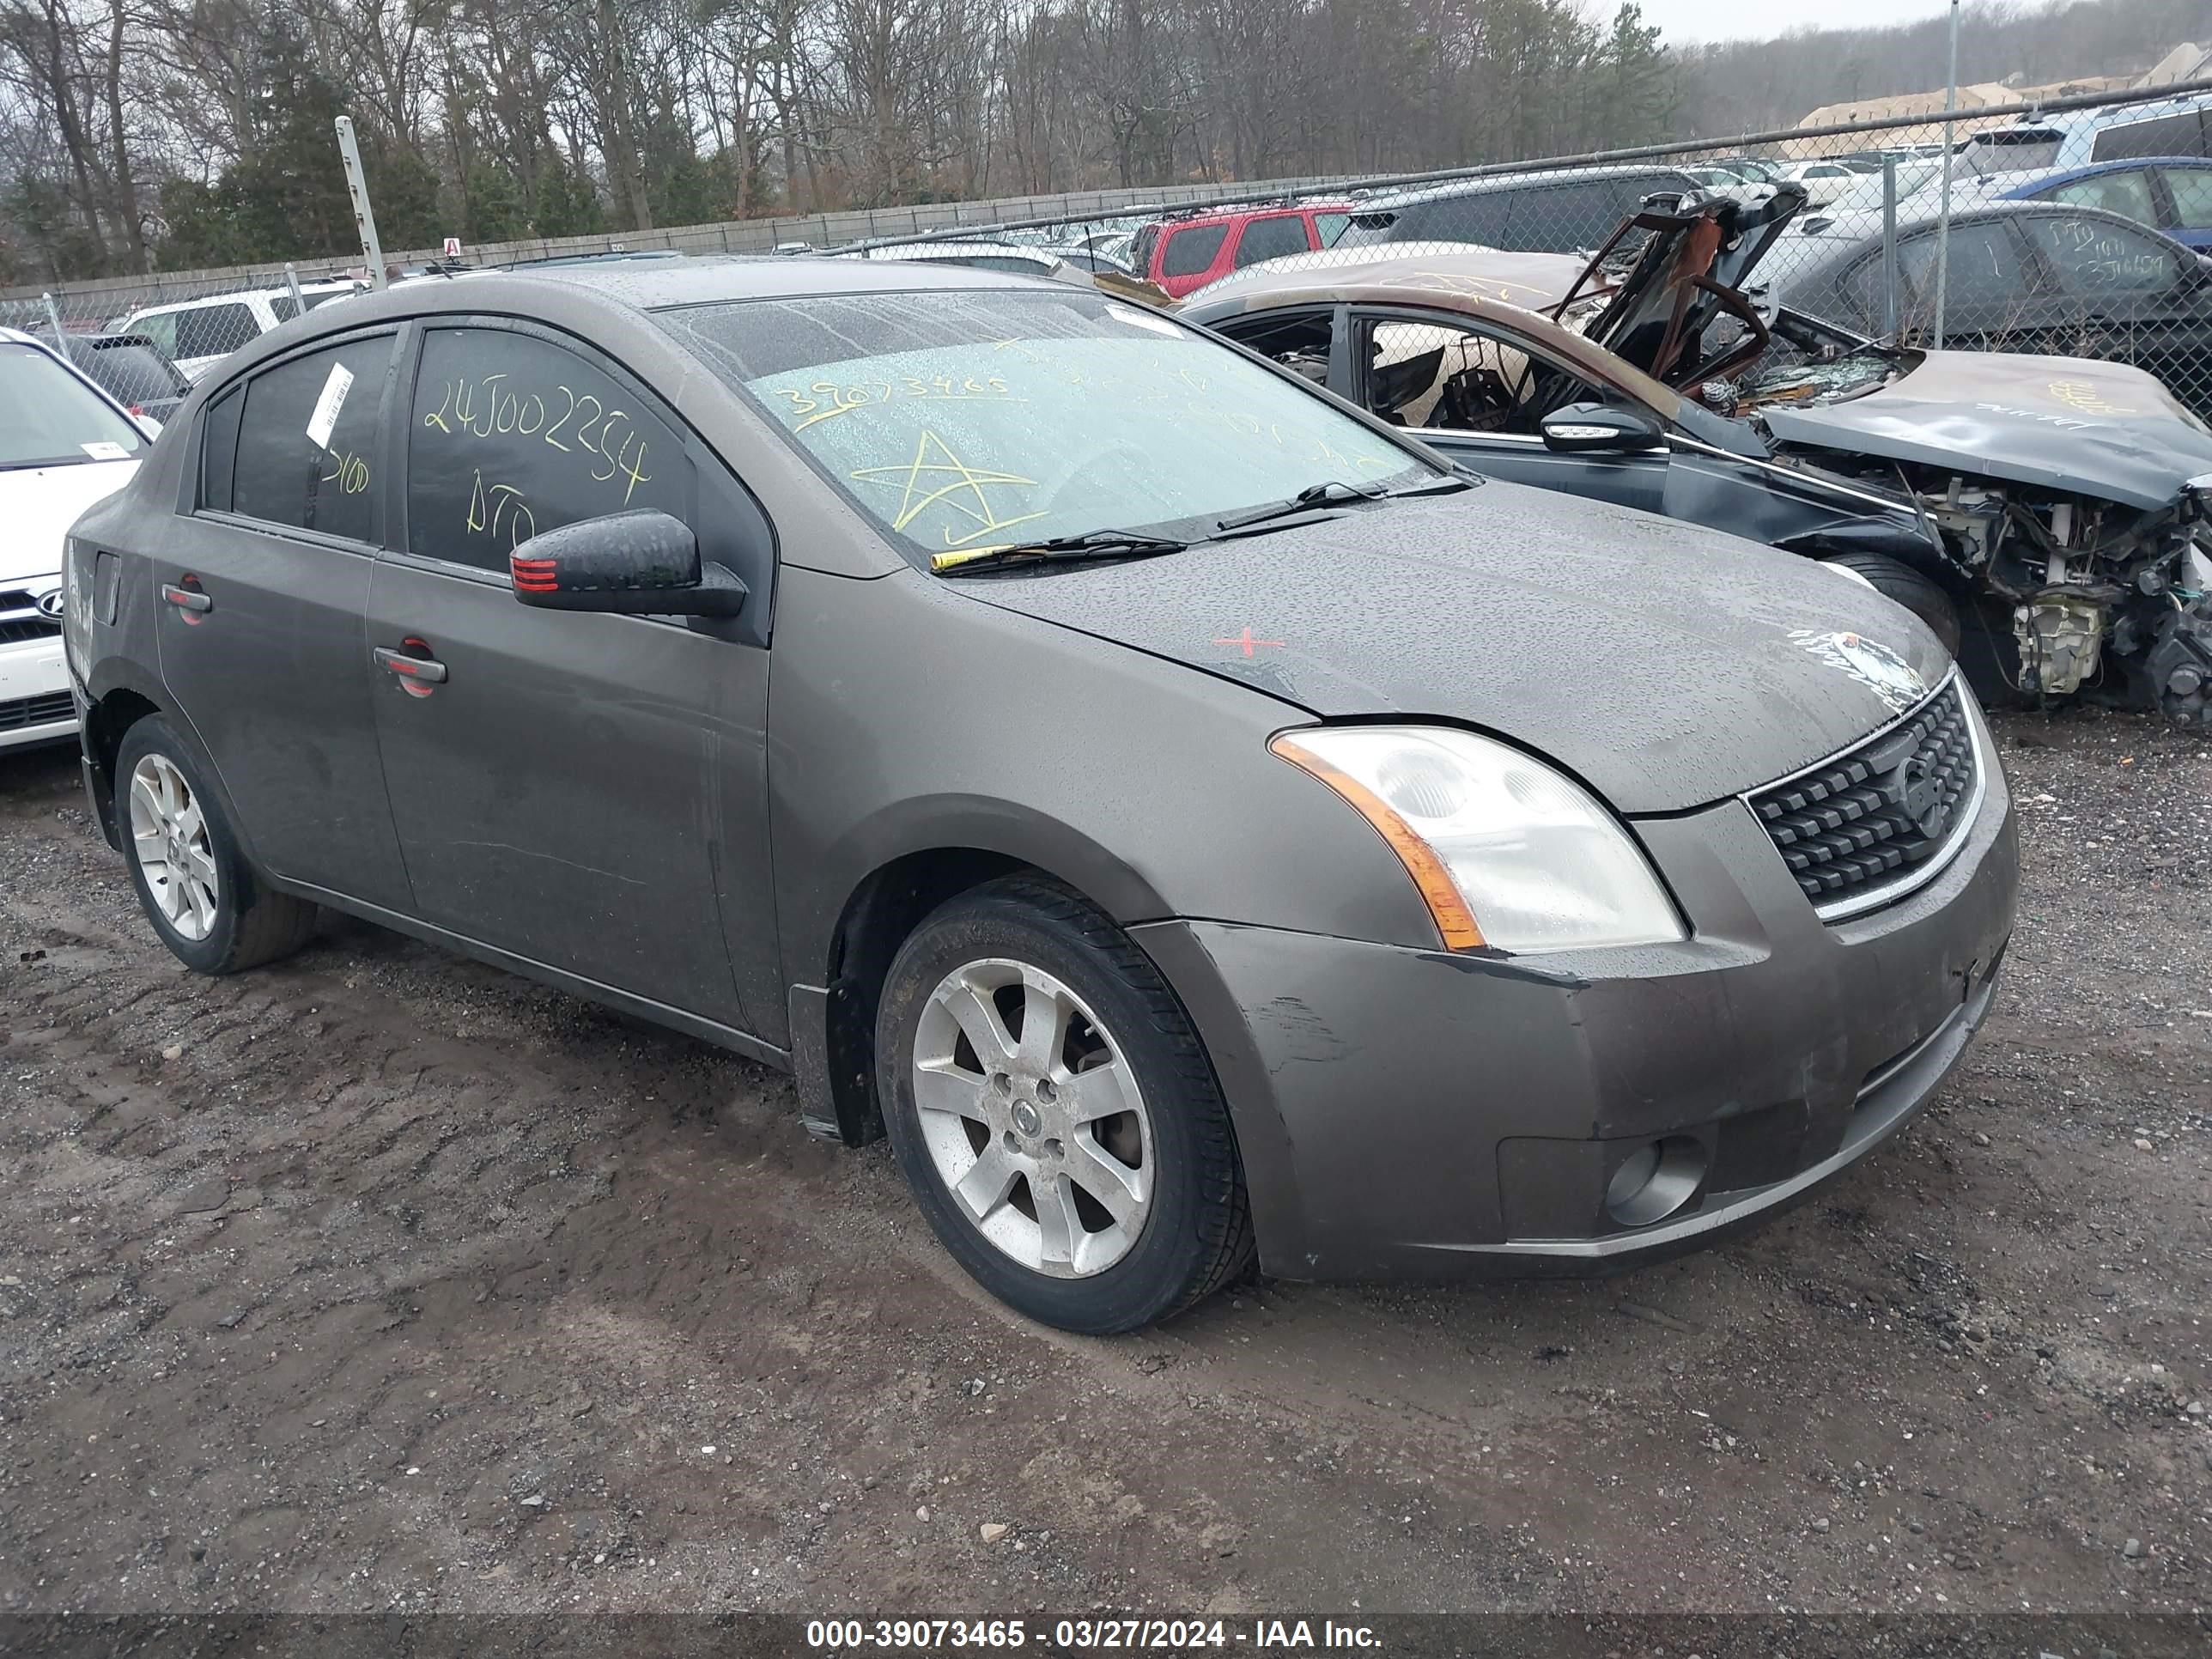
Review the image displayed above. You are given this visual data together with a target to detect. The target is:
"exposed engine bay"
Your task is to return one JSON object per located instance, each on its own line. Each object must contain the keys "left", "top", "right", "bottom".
{"left": 1705, "top": 314, "right": 2212, "bottom": 721}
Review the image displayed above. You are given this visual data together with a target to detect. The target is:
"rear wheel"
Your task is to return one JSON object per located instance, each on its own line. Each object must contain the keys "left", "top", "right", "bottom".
{"left": 115, "top": 716, "right": 319, "bottom": 975}
{"left": 876, "top": 877, "right": 1252, "bottom": 1333}
{"left": 1822, "top": 551, "right": 1962, "bottom": 656}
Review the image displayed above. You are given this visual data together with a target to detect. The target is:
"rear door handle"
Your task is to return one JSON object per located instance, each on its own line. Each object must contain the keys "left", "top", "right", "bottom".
{"left": 161, "top": 583, "right": 211, "bottom": 614}
{"left": 373, "top": 645, "right": 448, "bottom": 684}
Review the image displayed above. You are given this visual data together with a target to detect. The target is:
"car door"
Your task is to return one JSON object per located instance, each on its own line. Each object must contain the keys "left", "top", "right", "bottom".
{"left": 366, "top": 318, "right": 772, "bottom": 1032}
{"left": 150, "top": 328, "right": 413, "bottom": 910}
{"left": 1346, "top": 307, "right": 1668, "bottom": 514}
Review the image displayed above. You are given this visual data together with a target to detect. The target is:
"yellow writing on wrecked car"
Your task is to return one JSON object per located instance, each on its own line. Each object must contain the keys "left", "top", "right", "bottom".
{"left": 2047, "top": 380, "right": 2136, "bottom": 418}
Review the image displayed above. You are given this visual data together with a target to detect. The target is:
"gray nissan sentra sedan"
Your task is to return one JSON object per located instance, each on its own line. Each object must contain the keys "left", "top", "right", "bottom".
{"left": 59, "top": 258, "right": 2018, "bottom": 1334}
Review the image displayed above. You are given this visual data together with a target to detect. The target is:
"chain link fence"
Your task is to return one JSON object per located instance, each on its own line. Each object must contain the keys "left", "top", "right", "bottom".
{"left": 12, "top": 77, "right": 2212, "bottom": 425}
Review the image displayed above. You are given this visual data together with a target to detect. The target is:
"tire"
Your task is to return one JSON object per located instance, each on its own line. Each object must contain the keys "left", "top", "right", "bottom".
{"left": 114, "top": 715, "right": 319, "bottom": 975}
{"left": 876, "top": 876, "right": 1253, "bottom": 1334}
{"left": 1821, "top": 551, "right": 1962, "bottom": 656}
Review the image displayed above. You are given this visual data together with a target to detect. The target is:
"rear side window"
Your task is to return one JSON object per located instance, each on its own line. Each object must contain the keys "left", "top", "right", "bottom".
{"left": 1898, "top": 222, "right": 2026, "bottom": 312}
{"left": 128, "top": 310, "right": 179, "bottom": 356}
{"left": 1315, "top": 212, "right": 1350, "bottom": 246}
{"left": 1160, "top": 225, "right": 1229, "bottom": 278}
{"left": 404, "top": 326, "right": 690, "bottom": 574}
{"left": 229, "top": 334, "right": 392, "bottom": 544}
{"left": 173, "top": 303, "right": 258, "bottom": 362}
{"left": 199, "top": 386, "right": 243, "bottom": 512}
{"left": 1233, "top": 215, "right": 1310, "bottom": 269}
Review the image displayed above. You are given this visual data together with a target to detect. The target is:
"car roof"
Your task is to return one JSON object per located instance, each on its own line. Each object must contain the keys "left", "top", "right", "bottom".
{"left": 2002, "top": 155, "right": 2210, "bottom": 192}
{"left": 126, "top": 280, "right": 356, "bottom": 318}
{"left": 842, "top": 240, "right": 1061, "bottom": 263}
{"left": 1352, "top": 165, "right": 1693, "bottom": 212}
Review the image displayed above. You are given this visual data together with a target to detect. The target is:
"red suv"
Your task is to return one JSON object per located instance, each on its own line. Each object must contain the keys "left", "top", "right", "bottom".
{"left": 1131, "top": 202, "right": 1354, "bottom": 298}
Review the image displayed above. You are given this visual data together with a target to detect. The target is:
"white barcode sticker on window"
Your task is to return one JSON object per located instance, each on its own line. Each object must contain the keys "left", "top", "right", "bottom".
{"left": 306, "top": 362, "right": 355, "bottom": 450}
{"left": 81, "top": 441, "right": 131, "bottom": 459}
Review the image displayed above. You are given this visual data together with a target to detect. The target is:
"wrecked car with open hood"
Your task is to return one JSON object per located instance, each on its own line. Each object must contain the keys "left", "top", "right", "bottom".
{"left": 1180, "top": 185, "right": 2212, "bottom": 722}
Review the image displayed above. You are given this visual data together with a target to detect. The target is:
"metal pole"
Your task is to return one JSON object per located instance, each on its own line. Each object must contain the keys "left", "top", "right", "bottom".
{"left": 334, "top": 116, "right": 387, "bottom": 291}
{"left": 1881, "top": 155, "right": 1899, "bottom": 337}
{"left": 1933, "top": 0, "right": 1960, "bottom": 348}
{"left": 283, "top": 261, "right": 306, "bottom": 315}
{"left": 41, "top": 290, "right": 66, "bottom": 350}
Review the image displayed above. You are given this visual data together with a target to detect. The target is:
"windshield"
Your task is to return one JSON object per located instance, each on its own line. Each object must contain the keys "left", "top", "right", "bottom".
{"left": 658, "top": 289, "right": 1432, "bottom": 559}
{"left": 0, "top": 343, "right": 147, "bottom": 468}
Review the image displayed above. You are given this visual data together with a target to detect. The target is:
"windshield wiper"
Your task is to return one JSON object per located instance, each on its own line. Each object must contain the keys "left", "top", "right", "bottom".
{"left": 932, "top": 528, "right": 1190, "bottom": 576}
{"left": 1212, "top": 474, "right": 1468, "bottom": 535}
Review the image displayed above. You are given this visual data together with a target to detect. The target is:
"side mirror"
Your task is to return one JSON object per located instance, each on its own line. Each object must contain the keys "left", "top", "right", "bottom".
{"left": 509, "top": 509, "right": 746, "bottom": 618}
{"left": 1540, "top": 402, "right": 1664, "bottom": 454}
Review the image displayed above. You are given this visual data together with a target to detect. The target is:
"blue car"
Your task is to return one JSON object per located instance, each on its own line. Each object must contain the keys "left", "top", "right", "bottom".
{"left": 1996, "top": 155, "right": 2212, "bottom": 252}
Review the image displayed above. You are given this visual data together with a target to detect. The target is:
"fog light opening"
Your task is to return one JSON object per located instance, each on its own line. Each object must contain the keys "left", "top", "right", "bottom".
{"left": 1605, "top": 1136, "right": 1708, "bottom": 1229}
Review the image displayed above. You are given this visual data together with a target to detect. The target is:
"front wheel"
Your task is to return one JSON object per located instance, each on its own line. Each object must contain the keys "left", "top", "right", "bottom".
{"left": 876, "top": 878, "right": 1252, "bottom": 1333}
{"left": 1822, "top": 551, "right": 1962, "bottom": 656}
{"left": 115, "top": 716, "right": 319, "bottom": 975}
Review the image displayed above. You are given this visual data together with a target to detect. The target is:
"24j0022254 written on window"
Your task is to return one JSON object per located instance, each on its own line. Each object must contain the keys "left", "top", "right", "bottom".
{"left": 405, "top": 327, "right": 690, "bottom": 574}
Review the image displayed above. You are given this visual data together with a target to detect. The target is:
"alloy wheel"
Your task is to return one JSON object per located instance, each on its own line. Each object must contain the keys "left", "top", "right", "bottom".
{"left": 911, "top": 957, "right": 1155, "bottom": 1278}
{"left": 127, "top": 752, "right": 219, "bottom": 942}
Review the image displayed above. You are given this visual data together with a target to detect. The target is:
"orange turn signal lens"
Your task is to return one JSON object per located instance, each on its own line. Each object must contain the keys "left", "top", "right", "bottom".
{"left": 1270, "top": 732, "right": 1485, "bottom": 951}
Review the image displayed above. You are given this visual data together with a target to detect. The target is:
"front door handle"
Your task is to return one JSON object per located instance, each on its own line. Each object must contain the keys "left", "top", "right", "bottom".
{"left": 161, "top": 583, "right": 211, "bottom": 614}
{"left": 374, "top": 645, "right": 448, "bottom": 685}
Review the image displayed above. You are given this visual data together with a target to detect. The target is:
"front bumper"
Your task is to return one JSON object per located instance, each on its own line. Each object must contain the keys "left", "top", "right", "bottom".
{"left": 0, "top": 635, "right": 74, "bottom": 751}
{"left": 1134, "top": 743, "right": 2017, "bottom": 1282}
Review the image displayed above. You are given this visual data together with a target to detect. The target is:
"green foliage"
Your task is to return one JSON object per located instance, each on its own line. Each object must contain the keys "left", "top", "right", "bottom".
{"left": 532, "top": 167, "right": 607, "bottom": 239}
{"left": 462, "top": 162, "right": 529, "bottom": 244}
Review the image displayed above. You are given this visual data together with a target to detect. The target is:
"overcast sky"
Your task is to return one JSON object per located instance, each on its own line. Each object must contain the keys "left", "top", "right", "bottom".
{"left": 1633, "top": 0, "right": 1960, "bottom": 46}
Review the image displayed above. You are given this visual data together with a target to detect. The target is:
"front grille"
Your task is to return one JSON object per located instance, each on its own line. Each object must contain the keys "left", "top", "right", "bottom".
{"left": 0, "top": 587, "right": 61, "bottom": 647}
{"left": 0, "top": 690, "right": 73, "bottom": 731}
{"left": 1750, "top": 681, "right": 1978, "bottom": 915}
{"left": 0, "top": 617, "right": 60, "bottom": 646}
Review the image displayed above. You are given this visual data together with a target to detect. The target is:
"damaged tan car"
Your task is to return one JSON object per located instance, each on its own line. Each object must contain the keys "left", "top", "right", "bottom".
{"left": 1180, "top": 185, "right": 2212, "bottom": 722}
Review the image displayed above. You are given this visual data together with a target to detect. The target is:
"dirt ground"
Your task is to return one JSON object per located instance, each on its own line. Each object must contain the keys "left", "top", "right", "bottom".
{"left": 0, "top": 707, "right": 2206, "bottom": 1628}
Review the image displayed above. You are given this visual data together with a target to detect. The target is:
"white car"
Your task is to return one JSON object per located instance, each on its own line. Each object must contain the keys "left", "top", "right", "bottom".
{"left": 0, "top": 329, "right": 147, "bottom": 751}
{"left": 116, "top": 278, "right": 363, "bottom": 381}
{"left": 1775, "top": 160, "right": 1869, "bottom": 208}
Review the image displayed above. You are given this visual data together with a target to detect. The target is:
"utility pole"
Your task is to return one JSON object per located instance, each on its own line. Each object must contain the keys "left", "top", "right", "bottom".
{"left": 335, "top": 116, "right": 388, "bottom": 291}
{"left": 1933, "top": 0, "right": 1960, "bottom": 348}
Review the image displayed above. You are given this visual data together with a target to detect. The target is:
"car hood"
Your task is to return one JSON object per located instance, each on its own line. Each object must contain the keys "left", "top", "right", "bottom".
{"left": 957, "top": 486, "right": 1951, "bottom": 813}
{"left": 1756, "top": 350, "right": 2212, "bottom": 509}
{"left": 0, "top": 459, "right": 139, "bottom": 585}
{"left": 1565, "top": 183, "right": 1808, "bottom": 386}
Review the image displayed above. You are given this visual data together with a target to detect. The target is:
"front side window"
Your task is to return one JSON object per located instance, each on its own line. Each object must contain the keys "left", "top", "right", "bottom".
{"left": 2023, "top": 214, "right": 2183, "bottom": 294}
{"left": 1232, "top": 215, "right": 1311, "bottom": 269}
{"left": 1356, "top": 314, "right": 1623, "bottom": 434}
{"left": 0, "top": 343, "right": 148, "bottom": 469}
{"left": 1161, "top": 225, "right": 1229, "bottom": 279}
{"left": 173, "top": 303, "right": 258, "bottom": 362}
{"left": 229, "top": 334, "right": 392, "bottom": 543}
{"left": 404, "top": 326, "right": 690, "bottom": 573}
{"left": 659, "top": 290, "right": 1429, "bottom": 562}
{"left": 127, "top": 310, "right": 179, "bottom": 356}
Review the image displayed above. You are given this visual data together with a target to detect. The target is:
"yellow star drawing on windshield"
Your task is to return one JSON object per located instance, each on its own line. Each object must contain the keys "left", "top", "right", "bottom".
{"left": 850, "top": 429, "right": 1044, "bottom": 547}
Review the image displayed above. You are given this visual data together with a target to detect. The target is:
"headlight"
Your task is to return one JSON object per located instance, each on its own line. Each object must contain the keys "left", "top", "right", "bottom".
{"left": 1271, "top": 726, "right": 1685, "bottom": 954}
